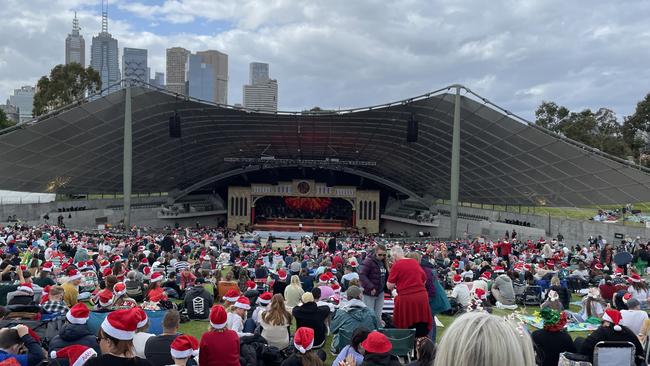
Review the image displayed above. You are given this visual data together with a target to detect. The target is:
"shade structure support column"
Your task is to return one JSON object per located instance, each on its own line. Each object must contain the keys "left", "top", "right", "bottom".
{"left": 123, "top": 86, "right": 133, "bottom": 228}
{"left": 449, "top": 86, "right": 461, "bottom": 240}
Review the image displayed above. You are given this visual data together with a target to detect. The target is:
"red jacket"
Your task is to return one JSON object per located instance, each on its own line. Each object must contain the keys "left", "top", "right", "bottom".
{"left": 200, "top": 329, "right": 240, "bottom": 366}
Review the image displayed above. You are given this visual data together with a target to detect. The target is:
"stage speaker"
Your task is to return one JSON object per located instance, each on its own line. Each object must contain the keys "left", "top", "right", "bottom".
{"left": 407, "top": 114, "right": 418, "bottom": 142}
{"left": 169, "top": 113, "right": 181, "bottom": 138}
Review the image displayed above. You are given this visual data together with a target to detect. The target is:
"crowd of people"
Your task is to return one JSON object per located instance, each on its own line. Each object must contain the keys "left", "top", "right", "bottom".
{"left": 0, "top": 222, "right": 649, "bottom": 366}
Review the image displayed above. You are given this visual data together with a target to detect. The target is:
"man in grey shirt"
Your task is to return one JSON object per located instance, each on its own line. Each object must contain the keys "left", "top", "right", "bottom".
{"left": 491, "top": 274, "right": 516, "bottom": 306}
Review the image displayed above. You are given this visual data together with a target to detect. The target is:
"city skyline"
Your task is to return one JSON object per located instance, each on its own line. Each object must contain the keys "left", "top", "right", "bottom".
{"left": 2, "top": 1, "right": 650, "bottom": 119}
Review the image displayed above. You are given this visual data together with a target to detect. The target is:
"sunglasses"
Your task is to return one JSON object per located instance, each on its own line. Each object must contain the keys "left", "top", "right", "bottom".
{"left": 376, "top": 253, "right": 386, "bottom": 257}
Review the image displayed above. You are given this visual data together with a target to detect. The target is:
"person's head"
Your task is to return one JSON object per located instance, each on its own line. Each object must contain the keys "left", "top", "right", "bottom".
{"left": 415, "top": 337, "right": 437, "bottom": 366}
{"left": 350, "top": 327, "right": 371, "bottom": 353}
{"left": 346, "top": 285, "right": 362, "bottom": 301}
{"left": 406, "top": 251, "right": 421, "bottom": 262}
{"left": 434, "top": 312, "right": 536, "bottom": 366}
{"left": 310, "top": 287, "right": 321, "bottom": 301}
{"left": 390, "top": 245, "right": 405, "bottom": 261}
{"left": 578, "top": 262, "right": 586, "bottom": 271}
{"left": 97, "top": 328, "right": 133, "bottom": 356}
{"left": 360, "top": 331, "right": 392, "bottom": 355}
{"left": 375, "top": 244, "right": 387, "bottom": 261}
{"left": 290, "top": 275, "right": 301, "bottom": 287}
{"left": 162, "top": 309, "right": 180, "bottom": 333}
{"left": 262, "top": 294, "right": 292, "bottom": 326}
{"left": 48, "top": 285, "right": 65, "bottom": 302}
{"left": 127, "top": 271, "right": 136, "bottom": 281}
{"left": 550, "top": 276, "right": 560, "bottom": 287}
{"left": 0, "top": 328, "right": 23, "bottom": 354}
{"left": 302, "top": 292, "right": 315, "bottom": 304}
{"left": 104, "top": 275, "right": 118, "bottom": 291}
{"left": 627, "top": 298, "right": 641, "bottom": 310}
{"left": 170, "top": 334, "right": 199, "bottom": 366}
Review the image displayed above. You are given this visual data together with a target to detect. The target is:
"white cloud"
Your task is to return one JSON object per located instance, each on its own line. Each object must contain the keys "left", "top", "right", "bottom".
{"left": 1, "top": 0, "right": 650, "bottom": 119}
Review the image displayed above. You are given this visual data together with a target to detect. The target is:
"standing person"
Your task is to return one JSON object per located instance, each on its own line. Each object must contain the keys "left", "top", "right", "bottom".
{"left": 144, "top": 310, "right": 183, "bottom": 366}
{"left": 531, "top": 308, "right": 576, "bottom": 366}
{"left": 86, "top": 308, "right": 153, "bottom": 366}
{"left": 359, "top": 244, "right": 388, "bottom": 318}
{"left": 259, "top": 294, "right": 292, "bottom": 350}
{"left": 200, "top": 305, "right": 240, "bottom": 366}
{"left": 386, "top": 247, "right": 432, "bottom": 337}
{"left": 420, "top": 253, "right": 450, "bottom": 342}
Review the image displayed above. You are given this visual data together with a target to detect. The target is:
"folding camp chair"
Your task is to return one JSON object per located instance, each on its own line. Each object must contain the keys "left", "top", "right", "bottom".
{"left": 593, "top": 341, "right": 635, "bottom": 366}
{"left": 379, "top": 328, "right": 416, "bottom": 362}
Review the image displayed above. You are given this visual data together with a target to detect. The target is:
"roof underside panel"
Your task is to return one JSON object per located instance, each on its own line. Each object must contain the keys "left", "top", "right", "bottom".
{"left": 0, "top": 87, "right": 649, "bottom": 206}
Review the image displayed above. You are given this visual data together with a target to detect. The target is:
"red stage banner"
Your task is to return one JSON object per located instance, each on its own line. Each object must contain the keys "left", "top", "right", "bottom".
{"left": 284, "top": 197, "right": 332, "bottom": 212}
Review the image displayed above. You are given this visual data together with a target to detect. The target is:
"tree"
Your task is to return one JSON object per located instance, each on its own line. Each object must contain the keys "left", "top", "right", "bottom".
{"left": 623, "top": 93, "right": 650, "bottom": 162}
{"left": 0, "top": 109, "right": 15, "bottom": 129}
{"left": 33, "top": 63, "right": 101, "bottom": 117}
{"left": 534, "top": 101, "right": 570, "bottom": 132}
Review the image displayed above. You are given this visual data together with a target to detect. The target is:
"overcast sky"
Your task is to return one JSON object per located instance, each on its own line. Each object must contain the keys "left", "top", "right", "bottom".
{"left": 1, "top": 0, "right": 650, "bottom": 120}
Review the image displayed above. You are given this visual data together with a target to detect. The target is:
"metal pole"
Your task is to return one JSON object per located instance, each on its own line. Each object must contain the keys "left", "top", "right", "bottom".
{"left": 123, "top": 87, "right": 133, "bottom": 228}
{"left": 450, "top": 86, "right": 461, "bottom": 240}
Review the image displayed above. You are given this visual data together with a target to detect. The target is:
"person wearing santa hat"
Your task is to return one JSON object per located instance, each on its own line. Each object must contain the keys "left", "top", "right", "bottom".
{"left": 221, "top": 288, "right": 240, "bottom": 307}
{"left": 50, "top": 345, "right": 97, "bottom": 366}
{"left": 62, "top": 268, "right": 83, "bottom": 307}
{"left": 145, "top": 272, "right": 167, "bottom": 303}
{"left": 281, "top": 327, "right": 326, "bottom": 366}
{"left": 200, "top": 305, "right": 240, "bottom": 366}
{"left": 49, "top": 303, "right": 100, "bottom": 355}
{"left": 449, "top": 273, "right": 470, "bottom": 312}
{"left": 95, "top": 289, "right": 115, "bottom": 311}
{"left": 578, "top": 308, "right": 644, "bottom": 364}
{"left": 169, "top": 335, "right": 198, "bottom": 366}
{"left": 272, "top": 269, "right": 289, "bottom": 297}
{"left": 252, "top": 291, "right": 273, "bottom": 325}
{"left": 491, "top": 269, "right": 516, "bottom": 309}
{"left": 88, "top": 308, "right": 153, "bottom": 366}
{"left": 626, "top": 273, "right": 649, "bottom": 309}
{"left": 226, "top": 296, "right": 253, "bottom": 337}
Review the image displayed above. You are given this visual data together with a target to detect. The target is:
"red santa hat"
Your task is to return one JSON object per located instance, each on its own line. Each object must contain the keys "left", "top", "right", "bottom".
{"left": 42, "top": 262, "right": 53, "bottom": 272}
{"left": 170, "top": 334, "right": 199, "bottom": 359}
{"left": 474, "top": 288, "right": 486, "bottom": 300}
{"left": 97, "top": 289, "right": 114, "bottom": 307}
{"left": 594, "top": 263, "right": 603, "bottom": 270}
{"left": 76, "top": 262, "right": 87, "bottom": 270}
{"left": 134, "top": 307, "right": 148, "bottom": 328}
{"left": 481, "top": 272, "right": 492, "bottom": 281}
{"left": 50, "top": 345, "right": 97, "bottom": 366}
{"left": 102, "top": 267, "right": 112, "bottom": 277}
{"left": 240, "top": 261, "right": 249, "bottom": 269}
{"left": 66, "top": 303, "right": 90, "bottom": 324}
{"left": 494, "top": 266, "right": 505, "bottom": 273}
{"left": 277, "top": 270, "right": 287, "bottom": 281}
{"left": 293, "top": 327, "right": 315, "bottom": 354}
{"left": 627, "top": 273, "right": 642, "bottom": 283}
{"left": 99, "top": 260, "right": 110, "bottom": 270}
{"left": 140, "top": 258, "right": 149, "bottom": 264}
{"left": 246, "top": 281, "right": 257, "bottom": 291}
{"left": 331, "top": 283, "right": 341, "bottom": 293}
{"left": 209, "top": 305, "right": 228, "bottom": 329}
{"left": 113, "top": 282, "right": 127, "bottom": 297}
{"left": 452, "top": 274, "right": 462, "bottom": 284}
{"left": 318, "top": 274, "right": 330, "bottom": 283}
{"left": 234, "top": 296, "right": 251, "bottom": 310}
{"left": 143, "top": 266, "right": 151, "bottom": 277}
{"left": 17, "top": 283, "right": 34, "bottom": 294}
{"left": 361, "top": 331, "right": 392, "bottom": 354}
{"left": 150, "top": 272, "right": 163, "bottom": 283}
{"left": 622, "top": 293, "right": 633, "bottom": 304}
{"left": 100, "top": 308, "right": 140, "bottom": 340}
{"left": 615, "top": 267, "right": 624, "bottom": 276}
{"left": 223, "top": 289, "right": 240, "bottom": 303}
{"left": 602, "top": 308, "right": 623, "bottom": 331}
{"left": 258, "top": 292, "right": 273, "bottom": 306}
{"left": 67, "top": 269, "right": 82, "bottom": 281}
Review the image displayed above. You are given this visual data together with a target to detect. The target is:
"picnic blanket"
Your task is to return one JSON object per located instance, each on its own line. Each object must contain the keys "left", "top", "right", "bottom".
{"left": 516, "top": 314, "right": 599, "bottom": 332}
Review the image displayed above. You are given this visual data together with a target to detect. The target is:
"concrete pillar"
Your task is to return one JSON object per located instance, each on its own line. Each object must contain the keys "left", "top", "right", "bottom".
{"left": 450, "top": 86, "right": 461, "bottom": 240}
{"left": 123, "top": 87, "right": 133, "bottom": 228}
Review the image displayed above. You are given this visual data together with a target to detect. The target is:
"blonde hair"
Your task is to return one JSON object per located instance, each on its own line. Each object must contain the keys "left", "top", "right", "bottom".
{"left": 434, "top": 312, "right": 536, "bottom": 366}
{"left": 290, "top": 275, "right": 301, "bottom": 287}
{"left": 405, "top": 251, "right": 421, "bottom": 262}
{"left": 49, "top": 285, "right": 64, "bottom": 297}
{"left": 550, "top": 276, "right": 560, "bottom": 287}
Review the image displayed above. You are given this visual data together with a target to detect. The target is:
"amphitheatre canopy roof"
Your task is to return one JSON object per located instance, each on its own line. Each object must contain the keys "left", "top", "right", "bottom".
{"left": 1, "top": 85, "right": 649, "bottom": 206}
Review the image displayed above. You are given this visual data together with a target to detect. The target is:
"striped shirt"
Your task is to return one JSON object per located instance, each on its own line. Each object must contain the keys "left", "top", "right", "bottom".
{"left": 174, "top": 261, "right": 190, "bottom": 273}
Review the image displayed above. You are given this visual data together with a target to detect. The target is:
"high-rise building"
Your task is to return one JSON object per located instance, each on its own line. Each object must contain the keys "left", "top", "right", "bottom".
{"left": 8, "top": 86, "right": 35, "bottom": 122}
{"left": 243, "top": 62, "right": 278, "bottom": 112}
{"left": 0, "top": 103, "right": 19, "bottom": 124}
{"left": 122, "top": 47, "right": 148, "bottom": 84}
{"left": 90, "top": 1, "right": 120, "bottom": 96}
{"left": 166, "top": 47, "right": 190, "bottom": 95}
{"left": 186, "top": 50, "right": 228, "bottom": 104}
{"left": 65, "top": 12, "right": 85, "bottom": 67}
{"left": 153, "top": 72, "right": 165, "bottom": 87}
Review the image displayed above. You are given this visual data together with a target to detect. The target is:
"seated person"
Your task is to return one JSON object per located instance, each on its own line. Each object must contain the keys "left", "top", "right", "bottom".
{"left": 491, "top": 271, "right": 516, "bottom": 307}
{"left": 449, "top": 274, "right": 470, "bottom": 311}
{"left": 330, "top": 286, "right": 379, "bottom": 352}
{"left": 541, "top": 290, "right": 563, "bottom": 311}
{"left": 183, "top": 283, "right": 213, "bottom": 320}
{"left": 579, "top": 309, "right": 644, "bottom": 365}
{"left": 620, "top": 297, "right": 649, "bottom": 336}
{"left": 292, "top": 292, "right": 330, "bottom": 348}
{"left": 0, "top": 324, "right": 45, "bottom": 366}
{"left": 49, "top": 303, "right": 100, "bottom": 354}
{"left": 40, "top": 285, "right": 68, "bottom": 317}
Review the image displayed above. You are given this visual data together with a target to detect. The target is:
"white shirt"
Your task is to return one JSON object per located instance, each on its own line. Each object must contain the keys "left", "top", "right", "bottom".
{"left": 620, "top": 309, "right": 648, "bottom": 335}
{"left": 628, "top": 286, "right": 649, "bottom": 304}
{"left": 227, "top": 312, "right": 252, "bottom": 337}
{"left": 451, "top": 283, "right": 471, "bottom": 307}
{"left": 132, "top": 332, "right": 154, "bottom": 358}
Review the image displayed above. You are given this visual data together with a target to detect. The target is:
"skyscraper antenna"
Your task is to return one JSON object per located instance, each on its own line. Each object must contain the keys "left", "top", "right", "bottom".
{"left": 101, "top": 0, "right": 108, "bottom": 33}
{"left": 72, "top": 11, "right": 80, "bottom": 35}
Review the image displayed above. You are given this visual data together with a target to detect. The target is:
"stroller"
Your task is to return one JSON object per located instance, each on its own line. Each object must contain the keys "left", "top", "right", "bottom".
{"left": 516, "top": 285, "right": 543, "bottom": 306}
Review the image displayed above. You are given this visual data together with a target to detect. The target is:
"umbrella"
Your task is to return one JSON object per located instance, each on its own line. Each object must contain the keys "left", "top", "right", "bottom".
{"left": 613, "top": 251, "right": 633, "bottom": 266}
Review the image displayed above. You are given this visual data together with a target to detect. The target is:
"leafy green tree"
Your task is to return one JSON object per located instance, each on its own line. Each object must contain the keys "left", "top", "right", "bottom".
{"left": 33, "top": 63, "right": 101, "bottom": 117}
{"left": 0, "top": 109, "right": 15, "bottom": 129}
{"left": 534, "top": 101, "right": 570, "bottom": 132}
{"left": 623, "top": 93, "right": 650, "bottom": 162}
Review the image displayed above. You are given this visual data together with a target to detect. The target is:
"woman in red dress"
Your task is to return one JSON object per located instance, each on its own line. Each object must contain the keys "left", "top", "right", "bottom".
{"left": 386, "top": 246, "right": 432, "bottom": 337}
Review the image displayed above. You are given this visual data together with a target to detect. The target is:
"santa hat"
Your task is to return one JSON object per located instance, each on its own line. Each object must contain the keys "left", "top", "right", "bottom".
{"left": 258, "top": 292, "right": 273, "bottom": 305}
{"left": 277, "top": 270, "right": 287, "bottom": 281}
{"left": 331, "top": 283, "right": 341, "bottom": 293}
{"left": 150, "top": 272, "right": 163, "bottom": 283}
{"left": 170, "top": 334, "right": 199, "bottom": 359}
{"left": 234, "top": 296, "right": 251, "bottom": 310}
{"left": 361, "top": 331, "right": 392, "bottom": 354}
{"left": 622, "top": 293, "right": 633, "bottom": 304}
{"left": 134, "top": 307, "right": 148, "bottom": 328}
{"left": 223, "top": 289, "right": 240, "bottom": 303}
{"left": 494, "top": 266, "right": 505, "bottom": 273}
{"left": 293, "top": 327, "right": 315, "bottom": 354}
{"left": 76, "top": 262, "right": 87, "bottom": 270}
{"left": 67, "top": 269, "right": 82, "bottom": 281}
{"left": 102, "top": 267, "right": 112, "bottom": 277}
{"left": 17, "top": 283, "right": 34, "bottom": 294}
{"left": 101, "top": 308, "right": 139, "bottom": 340}
{"left": 143, "top": 266, "right": 151, "bottom": 277}
{"left": 452, "top": 274, "right": 462, "bottom": 284}
{"left": 113, "top": 282, "right": 127, "bottom": 297}
{"left": 615, "top": 268, "right": 624, "bottom": 276}
{"left": 318, "top": 274, "right": 330, "bottom": 283}
{"left": 240, "top": 261, "right": 249, "bottom": 269}
{"left": 474, "top": 288, "right": 486, "bottom": 300}
{"left": 86, "top": 261, "right": 94, "bottom": 269}
{"left": 246, "top": 281, "right": 257, "bottom": 291}
{"left": 602, "top": 309, "right": 623, "bottom": 331}
{"left": 209, "top": 305, "right": 228, "bottom": 329}
{"left": 481, "top": 272, "right": 492, "bottom": 281}
{"left": 66, "top": 303, "right": 90, "bottom": 324}
{"left": 140, "top": 258, "right": 149, "bottom": 265}
{"left": 42, "top": 262, "right": 53, "bottom": 272}
{"left": 627, "top": 274, "right": 642, "bottom": 283}
{"left": 50, "top": 345, "right": 97, "bottom": 366}
{"left": 99, "top": 260, "right": 110, "bottom": 270}
{"left": 349, "top": 259, "right": 358, "bottom": 268}
{"left": 97, "top": 289, "right": 114, "bottom": 307}
{"left": 594, "top": 263, "right": 603, "bottom": 270}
